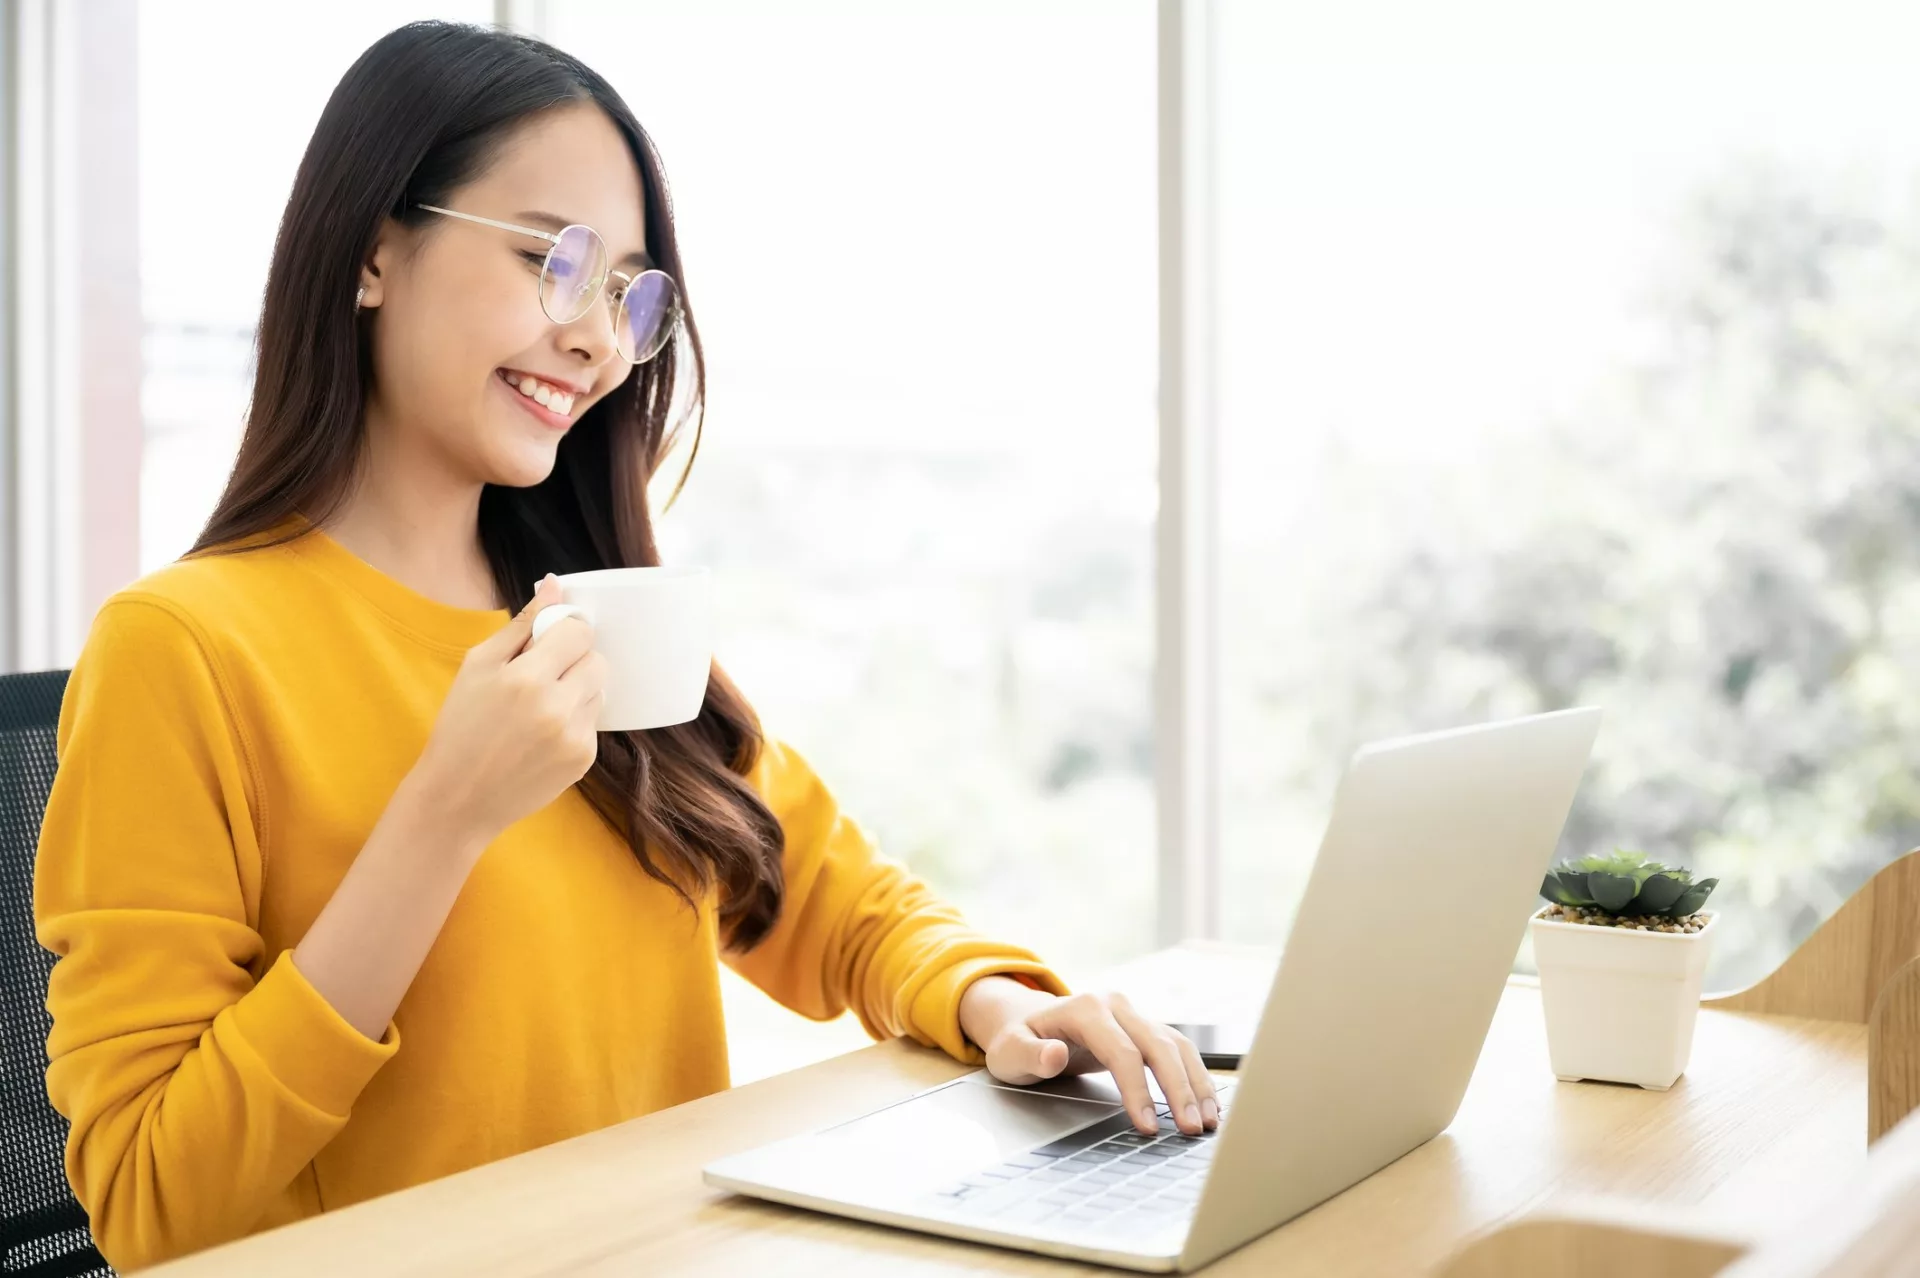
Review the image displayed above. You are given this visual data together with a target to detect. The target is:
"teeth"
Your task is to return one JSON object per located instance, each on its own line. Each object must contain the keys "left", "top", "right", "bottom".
{"left": 508, "top": 373, "right": 575, "bottom": 417}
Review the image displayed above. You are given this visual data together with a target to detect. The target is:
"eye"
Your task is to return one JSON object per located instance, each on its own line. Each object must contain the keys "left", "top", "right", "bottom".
{"left": 517, "top": 250, "right": 547, "bottom": 273}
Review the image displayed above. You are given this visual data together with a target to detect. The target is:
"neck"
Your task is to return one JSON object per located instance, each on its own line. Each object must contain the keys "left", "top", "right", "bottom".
{"left": 322, "top": 405, "right": 502, "bottom": 612}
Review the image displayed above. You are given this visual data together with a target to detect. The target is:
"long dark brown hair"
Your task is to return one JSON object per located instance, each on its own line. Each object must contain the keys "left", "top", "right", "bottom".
{"left": 192, "top": 21, "right": 787, "bottom": 948}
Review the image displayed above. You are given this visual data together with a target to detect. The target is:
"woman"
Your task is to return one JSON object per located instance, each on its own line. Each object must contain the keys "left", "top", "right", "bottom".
{"left": 32, "top": 20, "right": 1218, "bottom": 1272}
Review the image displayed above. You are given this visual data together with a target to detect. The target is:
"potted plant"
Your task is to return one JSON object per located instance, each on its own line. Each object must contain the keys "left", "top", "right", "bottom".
{"left": 1531, "top": 851, "right": 1720, "bottom": 1091}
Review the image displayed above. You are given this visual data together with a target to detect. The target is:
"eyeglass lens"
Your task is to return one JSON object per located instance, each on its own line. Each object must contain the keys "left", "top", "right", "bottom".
{"left": 540, "top": 223, "right": 680, "bottom": 363}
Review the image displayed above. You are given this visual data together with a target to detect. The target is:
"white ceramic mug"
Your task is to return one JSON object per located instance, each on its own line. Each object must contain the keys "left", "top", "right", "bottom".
{"left": 528, "top": 566, "right": 711, "bottom": 731}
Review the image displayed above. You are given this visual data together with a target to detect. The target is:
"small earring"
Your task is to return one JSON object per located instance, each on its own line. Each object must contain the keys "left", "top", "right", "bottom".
{"left": 355, "top": 285, "right": 367, "bottom": 310}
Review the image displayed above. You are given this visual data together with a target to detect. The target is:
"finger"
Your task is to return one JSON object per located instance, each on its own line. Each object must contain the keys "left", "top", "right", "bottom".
{"left": 566, "top": 695, "right": 604, "bottom": 752}
{"left": 559, "top": 652, "right": 607, "bottom": 728}
{"left": 514, "top": 620, "right": 594, "bottom": 682}
{"left": 530, "top": 603, "right": 588, "bottom": 646}
{"left": 1111, "top": 999, "right": 1206, "bottom": 1135}
{"left": 469, "top": 600, "right": 538, "bottom": 665}
{"left": 982, "top": 1020, "right": 1072, "bottom": 1086}
{"left": 513, "top": 601, "right": 596, "bottom": 682}
{"left": 559, "top": 647, "right": 607, "bottom": 689}
{"left": 1169, "top": 1030, "right": 1221, "bottom": 1130}
{"left": 1031, "top": 999, "right": 1156, "bottom": 1134}
{"left": 467, "top": 574, "right": 563, "bottom": 665}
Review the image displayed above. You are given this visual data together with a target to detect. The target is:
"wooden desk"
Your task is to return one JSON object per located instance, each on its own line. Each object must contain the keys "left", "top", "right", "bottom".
{"left": 150, "top": 946, "right": 1867, "bottom": 1277}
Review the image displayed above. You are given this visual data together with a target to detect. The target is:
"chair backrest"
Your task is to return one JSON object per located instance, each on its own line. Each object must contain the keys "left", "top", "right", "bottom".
{"left": 0, "top": 670, "right": 112, "bottom": 1277}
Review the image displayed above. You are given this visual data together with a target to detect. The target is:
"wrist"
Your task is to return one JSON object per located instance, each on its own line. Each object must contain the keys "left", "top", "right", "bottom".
{"left": 959, "top": 974, "right": 1054, "bottom": 1050}
{"left": 392, "top": 765, "right": 494, "bottom": 866}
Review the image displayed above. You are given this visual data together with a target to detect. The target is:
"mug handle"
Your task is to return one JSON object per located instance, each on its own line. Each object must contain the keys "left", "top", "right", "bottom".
{"left": 530, "top": 603, "right": 587, "bottom": 644}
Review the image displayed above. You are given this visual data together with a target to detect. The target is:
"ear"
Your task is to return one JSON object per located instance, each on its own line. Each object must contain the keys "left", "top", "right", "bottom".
{"left": 357, "top": 216, "right": 406, "bottom": 310}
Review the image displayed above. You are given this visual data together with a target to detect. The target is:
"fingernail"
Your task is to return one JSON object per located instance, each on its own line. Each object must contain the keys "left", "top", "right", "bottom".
{"left": 1137, "top": 1106, "right": 1157, "bottom": 1130}
{"left": 1183, "top": 1104, "right": 1201, "bottom": 1130}
{"left": 1202, "top": 1098, "right": 1219, "bottom": 1126}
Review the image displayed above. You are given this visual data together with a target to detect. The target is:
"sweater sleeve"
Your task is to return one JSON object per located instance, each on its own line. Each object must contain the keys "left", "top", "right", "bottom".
{"left": 33, "top": 596, "right": 399, "bottom": 1272}
{"left": 725, "top": 736, "right": 1069, "bottom": 1064}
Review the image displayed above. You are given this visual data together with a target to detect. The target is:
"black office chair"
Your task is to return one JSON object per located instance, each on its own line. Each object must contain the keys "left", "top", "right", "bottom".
{"left": 0, "top": 671, "right": 112, "bottom": 1277}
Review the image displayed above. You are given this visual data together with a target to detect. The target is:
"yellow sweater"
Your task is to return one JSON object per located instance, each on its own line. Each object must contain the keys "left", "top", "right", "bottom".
{"left": 33, "top": 522, "right": 1064, "bottom": 1271}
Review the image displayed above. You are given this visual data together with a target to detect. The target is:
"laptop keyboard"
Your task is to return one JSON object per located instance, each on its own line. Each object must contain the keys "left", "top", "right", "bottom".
{"left": 923, "top": 1081, "right": 1237, "bottom": 1238}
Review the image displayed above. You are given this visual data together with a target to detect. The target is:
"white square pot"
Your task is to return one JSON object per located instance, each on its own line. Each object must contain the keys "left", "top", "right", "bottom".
{"left": 1530, "top": 907, "right": 1718, "bottom": 1091}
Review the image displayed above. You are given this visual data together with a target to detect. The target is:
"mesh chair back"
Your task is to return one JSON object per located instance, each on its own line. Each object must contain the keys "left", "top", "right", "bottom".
{"left": 0, "top": 671, "right": 111, "bottom": 1276}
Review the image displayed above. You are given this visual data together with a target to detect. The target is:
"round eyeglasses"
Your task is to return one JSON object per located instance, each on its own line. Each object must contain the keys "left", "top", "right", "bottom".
{"left": 416, "top": 204, "right": 681, "bottom": 364}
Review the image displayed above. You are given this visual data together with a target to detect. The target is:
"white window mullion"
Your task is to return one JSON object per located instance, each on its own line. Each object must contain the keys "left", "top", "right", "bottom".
{"left": 1155, "top": 0, "right": 1221, "bottom": 946}
{"left": 10, "top": 0, "right": 70, "bottom": 672}
{"left": 493, "top": 0, "right": 550, "bottom": 38}
{"left": 8, "top": 0, "right": 141, "bottom": 673}
{"left": 48, "top": 0, "right": 84, "bottom": 665}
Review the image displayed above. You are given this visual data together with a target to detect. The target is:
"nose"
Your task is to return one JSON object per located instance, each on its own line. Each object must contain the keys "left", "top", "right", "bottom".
{"left": 557, "top": 293, "right": 621, "bottom": 370}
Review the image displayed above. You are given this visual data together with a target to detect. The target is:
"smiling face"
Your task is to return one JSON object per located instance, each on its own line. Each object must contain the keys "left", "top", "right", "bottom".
{"left": 356, "top": 102, "right": 649, "bottom": 489}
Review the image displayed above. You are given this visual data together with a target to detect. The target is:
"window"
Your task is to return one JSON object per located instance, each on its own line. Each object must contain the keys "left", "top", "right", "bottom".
{"left": 1214, "top": 0, "right": 1920, "bottom": 988}
{"left": 546, "top": 0, "right": 1159, "bottom": 981}
{"left": 138, "top": 2, "right": 492, "bottom": 573}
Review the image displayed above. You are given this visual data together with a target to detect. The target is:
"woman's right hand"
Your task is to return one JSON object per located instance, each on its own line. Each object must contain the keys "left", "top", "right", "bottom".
{"left": 406, "top": 574, "right": 607, "bottom": 850}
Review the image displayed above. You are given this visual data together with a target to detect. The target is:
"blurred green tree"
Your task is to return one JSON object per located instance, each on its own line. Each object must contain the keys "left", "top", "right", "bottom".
{"left": 1333, "top": 163, "right": 1920, "bottom": 986}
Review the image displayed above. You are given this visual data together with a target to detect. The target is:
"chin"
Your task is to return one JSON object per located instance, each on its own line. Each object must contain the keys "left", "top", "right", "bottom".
{"left": 484, "top": 441, "right": 564, "bottom": 490}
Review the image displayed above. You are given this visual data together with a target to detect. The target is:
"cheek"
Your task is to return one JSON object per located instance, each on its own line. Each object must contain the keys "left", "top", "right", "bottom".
{"left": 434, "top": 266, "right": 548, "bottom": 375}
{"left": 375, "top": 267, "right": 548, "bottom": 406}
{"left": 596, "top": 362, "right": 637, "bottom": 403}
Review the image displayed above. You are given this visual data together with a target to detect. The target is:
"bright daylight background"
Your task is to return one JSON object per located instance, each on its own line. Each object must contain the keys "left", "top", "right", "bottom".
{"left": 139, "top": 0, "right": 1920, "bottom": 1077}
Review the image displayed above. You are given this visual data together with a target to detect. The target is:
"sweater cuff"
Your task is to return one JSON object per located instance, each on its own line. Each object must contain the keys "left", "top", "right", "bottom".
{"left": 911, "top": 955, "right": 1071, "bottom": 1065}
{"left": 223, "top": 950, "right": 400, "bottom": 1118}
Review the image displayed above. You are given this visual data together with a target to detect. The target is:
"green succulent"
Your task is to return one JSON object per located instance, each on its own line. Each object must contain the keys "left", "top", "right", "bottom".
{"left": 1540, "top": 850, "right": 1718, "bottom": 919}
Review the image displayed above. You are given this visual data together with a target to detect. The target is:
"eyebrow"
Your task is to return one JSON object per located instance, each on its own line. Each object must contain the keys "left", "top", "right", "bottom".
{"left": 515, "top": 209, "right": 655, "bottom": 270}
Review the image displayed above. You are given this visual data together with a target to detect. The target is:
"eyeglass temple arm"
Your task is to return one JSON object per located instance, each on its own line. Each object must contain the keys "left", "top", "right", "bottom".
{"left": 415, "top": 204, "right": 559, "bottom": 245}
{"left": 417, "top": 205, "right": 665, "bottom": 285}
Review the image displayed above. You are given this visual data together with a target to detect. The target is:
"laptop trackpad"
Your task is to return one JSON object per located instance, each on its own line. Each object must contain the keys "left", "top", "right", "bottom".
{"left": 805, "top": 1076, "right": 1124, "bottom": 1195}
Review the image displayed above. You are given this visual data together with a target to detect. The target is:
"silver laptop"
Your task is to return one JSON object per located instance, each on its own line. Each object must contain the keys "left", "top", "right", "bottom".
{"left": 704, "top": 707, "right": 1602, "bottom": 1272}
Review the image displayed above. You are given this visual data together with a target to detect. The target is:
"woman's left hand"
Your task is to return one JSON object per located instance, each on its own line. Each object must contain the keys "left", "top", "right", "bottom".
{"left": 957, "top": 976, "right": 1221, "bottom": 1138}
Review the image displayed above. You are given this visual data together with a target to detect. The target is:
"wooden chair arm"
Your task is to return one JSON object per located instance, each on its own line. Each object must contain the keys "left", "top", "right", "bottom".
{"left": 1705, "top": 849, "right": 1920, "bottom": 1024}
{"left": 1870, "top": 954, "right": 1920, "bottom": 1144}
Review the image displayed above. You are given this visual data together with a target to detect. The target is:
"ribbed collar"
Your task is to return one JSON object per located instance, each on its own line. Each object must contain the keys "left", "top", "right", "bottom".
{"left": 275, "top": 514, "right": 513, "bottom": 654}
